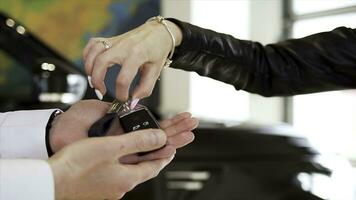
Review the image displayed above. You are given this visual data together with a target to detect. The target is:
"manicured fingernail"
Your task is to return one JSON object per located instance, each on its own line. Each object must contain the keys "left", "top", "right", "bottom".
{"left": 95, "top": 89, "right": 103, "bottom": 100}
{"left": 130, "top": 98, "right": 140, "bottom": 109}
{"left": 87, "top": 76, "right": 93, "bottom": 88}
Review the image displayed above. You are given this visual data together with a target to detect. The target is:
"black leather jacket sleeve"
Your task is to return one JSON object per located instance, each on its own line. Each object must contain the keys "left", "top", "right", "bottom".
{"left": 167, "top": 18, "right": 356, "bottom": 97}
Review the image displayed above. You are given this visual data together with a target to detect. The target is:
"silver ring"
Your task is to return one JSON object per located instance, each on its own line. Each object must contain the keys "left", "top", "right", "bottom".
{"left": 100, "top": 40, "right": 112, "bottom": 50}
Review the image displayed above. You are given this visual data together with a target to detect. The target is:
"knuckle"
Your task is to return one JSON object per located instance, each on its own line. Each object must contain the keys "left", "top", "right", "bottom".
{"left": 130, "top": 45, "right": 140, "bottom": 54}
{"left": 147, "top": 129, "right": 163, "bottom": 147}
{"left": 116, "top": 77, "right": 129, "bottom": 88}
{"left": 134, "top": 130, "right": 163, "bottom": 151}
{"left": 94, "top": 55, "right": 105, "bottom": 67}
{"left": 134, "top": 135, "right": 146, "bottom": 152}
{"left": 93, "top": 42, "right": 103, "bottom": 52}
{"left": 131, "top": 44, "right": 148, "bottom": 61}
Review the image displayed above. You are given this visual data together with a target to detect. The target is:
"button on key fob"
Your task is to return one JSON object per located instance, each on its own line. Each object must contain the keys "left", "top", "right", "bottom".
{"left": 119, "top": 105, "right": 160, "bottom": 132}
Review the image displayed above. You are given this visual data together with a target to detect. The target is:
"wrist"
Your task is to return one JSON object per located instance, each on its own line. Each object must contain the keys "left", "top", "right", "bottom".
{"left": 166, "top": 20, "right": 182, "bottom": 46}
{"left": 48, "top": 156, "right": 68, "bottom": 200}
{"left": 146, "top": 16, "right": 181, "bottom": 69}
{"left": 147, "top": 17, "right": 182, "bottom": 47}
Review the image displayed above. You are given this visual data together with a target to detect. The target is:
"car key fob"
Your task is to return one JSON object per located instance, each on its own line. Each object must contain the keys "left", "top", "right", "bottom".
{"left": 119, "top": 105, "right": 163, "bottom": 155}
{"left": 88, "top": 99, "right": 162, "bottom": 155}
{"left": 88, "top": 99, "right": 160, "bottom": 136}
{"left": 118, "top": 105, "right": 160, "bottom": 132}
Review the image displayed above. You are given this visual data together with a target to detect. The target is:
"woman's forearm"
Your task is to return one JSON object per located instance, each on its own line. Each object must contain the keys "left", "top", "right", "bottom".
{"left": 168, "top": 19, "right": 356, "bottom": 96}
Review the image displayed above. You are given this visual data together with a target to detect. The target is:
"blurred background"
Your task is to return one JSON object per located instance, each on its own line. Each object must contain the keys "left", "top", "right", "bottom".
{"left": 0, "top": 0, "right": 355, "bottom": 199}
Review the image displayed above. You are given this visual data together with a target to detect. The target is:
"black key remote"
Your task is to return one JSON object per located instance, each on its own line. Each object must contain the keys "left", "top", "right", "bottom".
{"left": 88, "top": 101, "right": 162, "bottom": 155}
{"left": 118, "top": 106, "right": 160, "bottom": 133}
{"left": 88, "top": 100, "right": 160, "bottom": 137}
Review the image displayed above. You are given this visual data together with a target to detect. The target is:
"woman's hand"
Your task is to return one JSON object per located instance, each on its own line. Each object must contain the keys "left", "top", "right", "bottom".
{"left": 49, "top": 129, "right": 173, "bottom": 200}
{"left": 82, "top": 19, "right": 182, "bottom": 101}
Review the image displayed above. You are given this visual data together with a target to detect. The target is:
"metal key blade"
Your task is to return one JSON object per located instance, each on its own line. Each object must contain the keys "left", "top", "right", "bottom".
{"left": 108, "top": 99, "right": 125, "bottom": 113}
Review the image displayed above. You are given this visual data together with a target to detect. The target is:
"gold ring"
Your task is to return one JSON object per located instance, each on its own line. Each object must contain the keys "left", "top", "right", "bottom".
{"left": 100, "top": 40, "right": 112, "bottom": 50}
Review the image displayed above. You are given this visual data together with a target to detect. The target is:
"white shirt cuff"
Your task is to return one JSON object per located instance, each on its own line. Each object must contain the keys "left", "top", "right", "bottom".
{"left": 0, "top": 159, "right": 54, "bottom": 200}
{"left": 0, "top": 109, "right": 59, "bottom": 159}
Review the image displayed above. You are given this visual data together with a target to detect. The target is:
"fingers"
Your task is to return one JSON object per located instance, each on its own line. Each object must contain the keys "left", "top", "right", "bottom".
{"left": 84, "top": 38, "right": 106, "bottom": 75}
{"left": 83, "top": 37, "right": 98, "bottom": 61}
{"left": 90, "top": 50, "right": 114, "bottom": 95}
{"left": 84, "top": 36, "right": 151, "bottom": 101}
{"left": 84, "top": 38, "right": 113, "bottom": 97}
{"left": 119, "top": 130, "right": 195, "bottom": 164}
{"left": 131, "top": 63, "right": 161, "bottom": 100}
{"left": 159, "top": 112, "right": 192, "bottom": 129}
{"left": 107, "top": 129, "right": 167, "bottom": 157}
{"left": 167, "top": 131, "right": 195, "bottom": 148}
{"left": 119, "top": 154, "right": 139, "bottom": 164}
{"left": 119, "top": 144, "right": 176, "bottom": 164}
{"left": 83, "top": 22, "right": 173, "bottom": 101}
{"left": 130, "top": 155, "right": 174, "bottom": 183}
{"left": 164, "top": 117, "right": 199, "bottom": 137}
{"left": 139, "top": 145, "right": 176, "bottom": 161}
{"left": 114, "top": 57, "right": 143, "bottom": 101}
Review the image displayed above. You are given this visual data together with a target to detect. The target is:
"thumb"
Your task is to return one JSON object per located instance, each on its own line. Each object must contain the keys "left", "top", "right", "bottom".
{"left": 130, "top": 155, "right": 175, "bottom": 183}
{"left": 105, "top": 129, "right": 167, "bottom": 157}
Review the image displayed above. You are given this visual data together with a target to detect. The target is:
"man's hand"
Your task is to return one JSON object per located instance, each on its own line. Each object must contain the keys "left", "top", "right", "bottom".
{"left": 49, "top": 129, "right": 173, "bottom": 200}
{"left": 49, "top": 100, "right": 110, "bottom": 153}
{"left": 49, "top": 100, "right": 198, "bottom": 162}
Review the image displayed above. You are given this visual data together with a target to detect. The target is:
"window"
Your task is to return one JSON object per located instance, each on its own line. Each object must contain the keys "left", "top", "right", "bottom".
{"left": 292, "top": 0, "right": 356, "bottom": 15}
{"left": 286, "top": 0, "right": 356, "bottom": 161}
{"left": 189, "top": 0, "right": 250, "bottom": 122}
